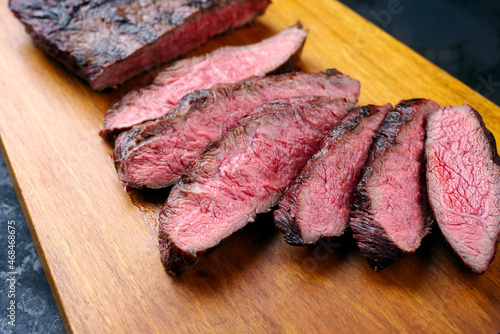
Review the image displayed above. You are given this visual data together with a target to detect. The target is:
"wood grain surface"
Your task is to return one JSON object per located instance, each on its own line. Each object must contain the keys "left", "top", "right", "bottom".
{"left": 1, "top": 0, "right": 499, "bottom": 333}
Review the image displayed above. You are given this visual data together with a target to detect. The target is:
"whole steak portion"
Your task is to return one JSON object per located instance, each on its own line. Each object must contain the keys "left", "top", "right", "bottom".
{"left": 426, "top": 105, "right": 500, "bottom": 274}
{"left": 159, "top": 96, "right": 354, "bottom": 276}
{"left": 114, "top": 70, "right": 360, "bottom": 189}
{"left": 9, "top": 0, "right": 271, "bottom": 90}
{"left": 350, "top": 99, "right": 440, "bottom": 271}
{"left": 100, "top": 24, "right": 308, "bottom": 139}
{"left": 275, "top": 104, "right": 392, "bottom": 245}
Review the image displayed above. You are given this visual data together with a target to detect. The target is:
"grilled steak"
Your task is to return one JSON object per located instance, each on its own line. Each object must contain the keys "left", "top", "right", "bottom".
{"left": 114, "top": 70, "right": 360, "bottom": 189}
{"left": 426, "top": 104, "right": 500, "bottom": 274}
{"left": 159, "top": 96, "right": 355, "bottom": 276}
{"left": 350, "top": 99, "right": 440, "bottom": 271}
{"left": 9, "top": 0, "right": 271, "bottom": 91}
{"left": 275, "top": 104, "right": 392, "bottom": 245}
{"left": 100, "top": 24, "right": 308, "bottom": 139}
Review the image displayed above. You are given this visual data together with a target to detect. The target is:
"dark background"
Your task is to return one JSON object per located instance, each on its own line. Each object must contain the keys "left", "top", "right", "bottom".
{"left": 1, "top": 1, "right": 499, "bottom": 332}
{"left": 341, "top": 0, "right": 500, "bottom": 105}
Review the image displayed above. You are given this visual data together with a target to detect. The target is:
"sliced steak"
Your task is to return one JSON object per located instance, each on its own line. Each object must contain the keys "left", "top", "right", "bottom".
{"left": 350, "top": 99, "right": 440, "bottom": 271}
{"left": 275, "top": 103, "right": 392, "bottom": 245}
{"left": 101, "top": 24, "right": 308, "bottom": 139}
{"left": 159, "top": 96, "right": 355, "bottom": 276}
{"left": 426, "top": 104, "right": 500, "bottom": 274}
{"left": 114, "top": 70, "right": 360, "bottom": 189}
{"left": 9, "top": 0, "right": 271, "bottom": 91}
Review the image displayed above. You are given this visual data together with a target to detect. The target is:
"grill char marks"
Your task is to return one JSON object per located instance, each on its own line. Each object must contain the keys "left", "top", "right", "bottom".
{"left": 426, "top": 104, "right": 500, "bottom": 274}
{"left": 274, "top": 104, "right": 392, "bottom": 245}
{"left": 100, "top": 24, "right": 308, "bottom": 139}
{"left": 9, "top": 0, "right": 271, "bottom": 90}
{"left": 350, "top": 99, "right": 440, "bottom": 271}
{"left": 158, "top": 96, "right": 356, "bottom": 276}
{"left": 113, "top": 70, "right": 360, "bottom": 189}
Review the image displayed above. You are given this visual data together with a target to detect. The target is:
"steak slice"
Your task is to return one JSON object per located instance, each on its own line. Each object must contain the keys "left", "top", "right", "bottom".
{"left": 159, "top": 96, "right": 354, "bottom": 276}
{"left": 350, "top": 99, "right": 440, "bottom": 271}
{"left": 100, "top": 24, "right": 308, "bottom": 139}
{"left": 9, "top": 0, "right": 271, "bottom": 91}
{"left": 426, "top": 104, "right": 500, "bottom": 274}
{"left": 114, "top": 70, "right": 360, "bottom": 189}
{"left": 275, "top": 103, "right": 392, "bottom": 245}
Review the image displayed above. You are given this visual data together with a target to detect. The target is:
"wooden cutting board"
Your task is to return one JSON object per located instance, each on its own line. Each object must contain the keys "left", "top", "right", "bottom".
{"left": 1, "top": 0, "right": 499, "bottom": 332}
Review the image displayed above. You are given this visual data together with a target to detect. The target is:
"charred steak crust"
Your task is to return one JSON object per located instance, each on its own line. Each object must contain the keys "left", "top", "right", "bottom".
{"left": 425, "top": 104, "right": 500, "bottom": 274}
{"left": 100, "top": 23, "right": 308, "bottom": 140}
{"left": 351, "top": 189, "right": 404, "bottom": 271}
{"left": 10, "top": 0, "right": 271, "bottom": 90}
{"left": 365, "top": 99, "right": 420, "bottom": 162}
{"left": 113, "top": 70, "right": 360, "bottom": 189}
{"left": 274, "top": 205, "right": 305, "bottom": 245}
{"left": 159, "top": 96, "right": 356, "bottom": 276}
{"left": 350, "top": 99, "right": 438, "bottom": 271}
{"left": 158, "top": 229, "right": 198, "bottom": 277}
{"left": 350, "top": 167, "right": 405, "bottom": 271}
{"left": 274, "top": 104, "right": 391, "bottom": 246}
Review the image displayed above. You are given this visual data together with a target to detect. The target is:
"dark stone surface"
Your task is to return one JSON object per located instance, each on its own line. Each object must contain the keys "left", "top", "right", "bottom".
{"left": 0, "top": 1, "right": 498, "bottom": 332}
{"left": 339, "top": 0, "right": 500, "bottom": 105}
{"left": 0, "top": 156, "right": 65, "bottom": 333}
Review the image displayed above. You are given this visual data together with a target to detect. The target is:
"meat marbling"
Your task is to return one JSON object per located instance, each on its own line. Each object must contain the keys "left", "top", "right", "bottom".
{"left": 350, "top": 99, "right": 440, "bottom": 271}
{"left": 114, "top": 70, "right": 360, "bottom": 189}
{"left": 275, "top": 104, "right": 392, "bottom": 245}
{"left": 158, "top": 96, "right": 356, "bottom": 276}
{"left": 426, "top": 104, "right": 500, "bottom": 274}
{"left": 101, "top": 24, "right": 308, "bottom": 139}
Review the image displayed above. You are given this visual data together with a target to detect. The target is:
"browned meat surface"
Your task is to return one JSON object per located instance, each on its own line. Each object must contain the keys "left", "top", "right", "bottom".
{"left": 275, "top": 104, "right": 392, "bottom": 245}
{"left": 350, "top": 99, "right": 440, "bottom": 271}
{"left": 158, "top": 96, "right": 356, "bottom": 276}
{"left": 114, "top": 70, "right": 360, "bottom": 189}
{"left": 9, "top": 0, "right": 271, "bottom": 90}
{"left": 426, "top": 104, "right": 500, "bottom": 274}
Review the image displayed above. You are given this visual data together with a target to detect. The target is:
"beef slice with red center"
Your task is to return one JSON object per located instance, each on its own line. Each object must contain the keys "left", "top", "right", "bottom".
{"left": 350, "top": 99, "right": 440, "bottom": 271}
{"left": 158, "top": 96, "right": 355, "bottom": 276}
{"left": 101, "top": 23, "right": 308, "bottom": 139}
{"left": 274, "top": 103, "right": 392, "bottom": 245}
{"left": 426, "top": 104, "right": 500, "bottom": 274}
{"left": 114, "top": 70, "right": 360, "bottom": 189}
